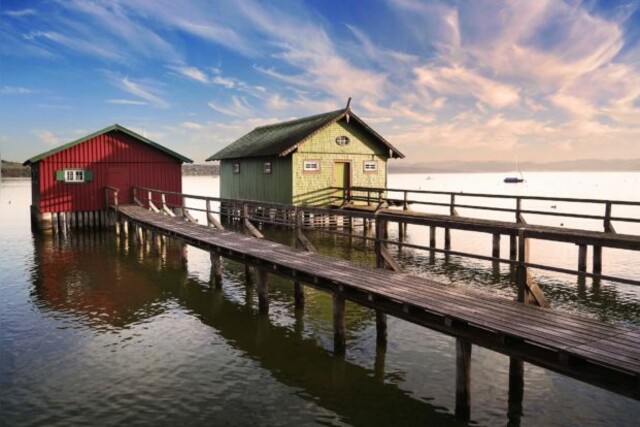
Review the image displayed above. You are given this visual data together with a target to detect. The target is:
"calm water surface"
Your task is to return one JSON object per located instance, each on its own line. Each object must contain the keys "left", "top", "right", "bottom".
{"left": 1, "top": 173, "right": 639, "bottom": 426}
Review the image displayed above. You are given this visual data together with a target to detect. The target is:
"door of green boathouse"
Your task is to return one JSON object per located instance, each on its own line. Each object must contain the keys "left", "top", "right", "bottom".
{"left": 334, "top": 161, "right": 350, "bottom": 202}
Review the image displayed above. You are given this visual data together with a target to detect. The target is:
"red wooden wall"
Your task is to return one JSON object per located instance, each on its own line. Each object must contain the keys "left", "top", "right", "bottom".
{"left": 35, "top": 131, "right": 183, "bottom": 213}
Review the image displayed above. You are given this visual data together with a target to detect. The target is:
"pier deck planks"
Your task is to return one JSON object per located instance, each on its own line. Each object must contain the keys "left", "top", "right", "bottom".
{"left": 117, "top": 205, "right": 640, "bottom": 399}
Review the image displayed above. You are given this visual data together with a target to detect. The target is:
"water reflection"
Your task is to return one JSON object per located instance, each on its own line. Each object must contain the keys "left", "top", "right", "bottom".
{"left": 28, "top": 231, "right": 465, "bottom": 426}
{"left": 30, "top": 232, "right": 188, "bottom": 330}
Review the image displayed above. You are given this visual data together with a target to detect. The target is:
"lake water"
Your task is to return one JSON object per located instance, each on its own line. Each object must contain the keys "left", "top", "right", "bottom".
{"left": 1, "top": 172, "right": 639, "bottom": 426}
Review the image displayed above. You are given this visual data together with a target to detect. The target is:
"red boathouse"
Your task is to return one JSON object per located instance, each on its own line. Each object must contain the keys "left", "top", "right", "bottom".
{"left": 24, "top": 124, "right": 192, "bottom": 232}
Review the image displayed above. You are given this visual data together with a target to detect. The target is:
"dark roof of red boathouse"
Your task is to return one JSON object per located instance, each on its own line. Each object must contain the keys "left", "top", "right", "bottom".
{"left": 23, "top": 124, "right": 193, "bottom": 166}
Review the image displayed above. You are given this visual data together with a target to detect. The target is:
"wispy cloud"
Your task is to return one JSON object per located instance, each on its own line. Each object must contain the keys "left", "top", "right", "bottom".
{"left": 208, "top": 96, "right": 253, "bottom": 117}
{"left": 34, "top": 130, "right": 60, "bottom": 146}
{"left": 24, "top": 31, "right": 124, "bottom": 61}
{"left": 181, "top": 121, "right": 204, "bottom": 130}
{"left": 169, "top": 66, "right": 209, "bottom": 84}
{"left": 106, "top": 99, "right": 148, "bottom": 106}
{"left": 414, "top": 66, "right": 521, "bottom": 109}
{"left": 3, "top": 9, "right": 37, "bottom": 18}
{"left": 1, "top": 86, "right": 34, "bottom": 95}
{"left": 114, "top": 76, "right": 170, "bottom": 109}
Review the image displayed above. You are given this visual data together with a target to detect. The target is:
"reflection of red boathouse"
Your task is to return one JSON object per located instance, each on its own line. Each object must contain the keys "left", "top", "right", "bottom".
{"left": 23, "top": 124, "right": 192, "bottom": 233}
{"left": 31, "top": 234, "right": 187, "bottom": 328}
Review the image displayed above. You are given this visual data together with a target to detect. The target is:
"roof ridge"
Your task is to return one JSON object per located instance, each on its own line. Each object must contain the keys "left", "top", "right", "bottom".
{"left": 253, "top": 108, "right": 345, "bottom": 130}
{"left": 24, "top": 124, "right": 192, "bottom": 165}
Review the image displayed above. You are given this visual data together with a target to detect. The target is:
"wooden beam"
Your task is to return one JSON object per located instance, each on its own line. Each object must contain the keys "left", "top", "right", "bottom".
{"left": 578, "top": 244, "right": 588, "bottom": 273}
{"left": 455, "top": 338, "right": 472, "bottom": 422}
{"left": 163, "top": 204, "right": 176, "bottom": 217}
{"left": 207, "top": 212, "right": 225, "bottom": 230}
{"left": 508, "top": 357, "right": 524, "bottom": 426}
{"left": 517, "top": 229, "right": 549, "bottom": 307}
{"left": 492, "top": 233, "right": 501, "bottom": 258}
{"left": 380, "top": 245, "right": 403, "bottom": 273}
{"left": 257, "top": 269, "right": 269, "bottom": 314}
{"left": 333, "top": 291, "right": 346, "bottom": 356}
{"left": 593, "top": 245, "right": 602, "bottom": 275}
{"left": 294, "top": 282, "right": 305, "bottom": 310}
{"left": 184, "top": 209, "right": 198, "bottom": 223}
{"left": 211, "top": 253, "right": 223, "bottom": 289}
{"left": 244, "top": 219, "right": 264, "bottom": 239}
{"left": 296, "top": 228, "right": 317, "bottom": 253}
{"left": 148, "top": 200, "right": 160, "bottom": 213}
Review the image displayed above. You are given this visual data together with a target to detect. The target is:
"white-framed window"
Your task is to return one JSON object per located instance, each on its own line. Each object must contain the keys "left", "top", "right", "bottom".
{"left": 335, "top": 135, "right": 350, "bottom": 146}
{"left": 363, "top": 161, "right": 378, "bottom": 173}
{"left": 303, "top": 160, "right": 320, "bottom": 172}
{"left": 56, "top": 169, "right": 92, "bottom": 183}
{"left": 263, "top": 161, "right": 272, "bottom": 174}
{"left": 233, "top": 162, "right": 240, "bottom": 174}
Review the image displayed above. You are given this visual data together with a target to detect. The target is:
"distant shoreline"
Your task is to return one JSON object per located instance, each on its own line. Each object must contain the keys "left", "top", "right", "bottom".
{"left": 3, "top": 159, "right": 638, "bottom": 178}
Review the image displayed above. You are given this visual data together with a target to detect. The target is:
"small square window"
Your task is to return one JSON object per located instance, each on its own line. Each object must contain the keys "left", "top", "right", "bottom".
{"left": 364, "top": 161, "right": 378, "bottom": 173}
{"left": 303, "top": 160, "right": 320, "bottom": 172}
{"left": 65, "top": 169, "right": 85, "bottom": 182}
{"left": 233, "top": 162, "right": 240, "bottom": 174}
{"left": 263, "top": 162, "right": 272, "bottom": 174}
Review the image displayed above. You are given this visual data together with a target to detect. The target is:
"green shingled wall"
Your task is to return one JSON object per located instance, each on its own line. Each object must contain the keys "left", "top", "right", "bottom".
{"left": 220, "top": 156, "right": 292, "bottom": 204}
{"left": 292, "top": 121, "right": 388, "bottom": 206}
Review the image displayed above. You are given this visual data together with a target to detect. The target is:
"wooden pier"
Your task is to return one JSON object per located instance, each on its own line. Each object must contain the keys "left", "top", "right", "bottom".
{"left": 105, "top": 184, "right": 640, "bottom": 421}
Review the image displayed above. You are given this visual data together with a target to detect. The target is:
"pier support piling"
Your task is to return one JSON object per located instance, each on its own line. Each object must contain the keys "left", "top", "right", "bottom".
{"left": 455, "top": 338, "right": 472, "bottom": 422}
{"left": 508, "top": 357, "right": 525, "bottom": 426}
{"left": 210, "top": 253, "right": 223, "bottom": 289}
{"left": 294, "top": 281, "right": 305, "bottom": 310}
{"left": 376, "top": 311, "right": 387, "bottom": 345}
{"left": 578, "top": 244, "right": 588, "bottom": 274}
{"left": 492, "top": 233, "right": 501, "bottom": 258}
{"left": 444, "top": 228, "right": 452, "bottom": 251}
{"left": 593, "top": 245, "right": 602, "bottom": 276}
{"left": 257, "top": 269, "right": 269, "bottom": 314}
{"left": 333, "top": 292, "right": 346, "bottom": 356}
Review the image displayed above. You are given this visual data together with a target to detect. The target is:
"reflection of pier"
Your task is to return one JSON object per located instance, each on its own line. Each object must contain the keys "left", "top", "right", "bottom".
{"left": 29, "top": 234, "right": 463, "bottom": 425}
{"left": 105, "top": 185, "right": 640, "bottom": 421}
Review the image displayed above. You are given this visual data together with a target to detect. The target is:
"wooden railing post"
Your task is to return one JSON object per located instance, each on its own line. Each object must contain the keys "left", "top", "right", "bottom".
{"left": 375, "top": 215, "right": 385, "bottom": 269}
{"left": 604, "top": 201, "right": 615, "bottom": 233}
{"left": 516, "top": 229, "right": 530, "bottom": 303}
{"left": 206, "top": 199, "right": 211, "bottom": 227}
{"left": 147, "top": 191, "right": 152, "bottom": 210}
{"left": 445, "top": 194, "right": 457, "bottom": 251}
{"left": 515, "top": 197, "right": 526, "bottom": 224}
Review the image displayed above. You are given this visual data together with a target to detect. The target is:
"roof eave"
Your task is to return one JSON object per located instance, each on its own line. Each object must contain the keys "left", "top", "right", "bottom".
{"left": 23, "top": 124, "right": 193, "bottom": 165}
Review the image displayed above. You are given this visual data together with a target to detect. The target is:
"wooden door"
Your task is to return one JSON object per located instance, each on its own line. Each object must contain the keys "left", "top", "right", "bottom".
{"left": 333, "top": 162, "right": 350, "bottom": 203}
{"left": 107, "top": 166, "right": 131, "bottom": 205}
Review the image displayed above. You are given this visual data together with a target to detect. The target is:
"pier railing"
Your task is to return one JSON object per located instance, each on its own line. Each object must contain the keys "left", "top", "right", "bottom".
{"left": 338, "top": 185, "right": 640, "bottom": 234}
{"left": 118, "top": 186, "right": 640, "bottom": 296}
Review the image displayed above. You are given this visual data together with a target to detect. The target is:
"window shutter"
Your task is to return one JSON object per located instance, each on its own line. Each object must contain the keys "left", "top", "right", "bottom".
{"left": 84, "top": 170, "right": 93, "bottom": 182}
{"left": 55, "top": 170, "right": 65, "bottom": 181}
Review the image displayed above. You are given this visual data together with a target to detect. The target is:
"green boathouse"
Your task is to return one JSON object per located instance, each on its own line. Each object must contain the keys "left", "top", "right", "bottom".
{"left": 206, "top": 107, "right": 404, "bottom": 206}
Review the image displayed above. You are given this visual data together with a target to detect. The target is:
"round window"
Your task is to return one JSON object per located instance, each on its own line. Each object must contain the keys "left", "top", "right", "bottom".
{"left": 335, "top": 135, "right": 350, "bottom": 146}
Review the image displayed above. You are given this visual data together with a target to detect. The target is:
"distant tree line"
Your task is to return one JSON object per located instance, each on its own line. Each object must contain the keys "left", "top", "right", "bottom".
{"left": 1, "top": 160, "right": 30, "bottom": 177}
{"left": 182, "top": 164, "right": 219, "bottom": 176}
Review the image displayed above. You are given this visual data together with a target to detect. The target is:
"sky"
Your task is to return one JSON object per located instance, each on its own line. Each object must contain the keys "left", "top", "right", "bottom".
{"left": 1, "top": 0, "right": 639, "bottom": 165}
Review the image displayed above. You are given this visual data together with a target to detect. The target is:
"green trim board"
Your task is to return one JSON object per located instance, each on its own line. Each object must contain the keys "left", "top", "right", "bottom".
{"left": 206, "top": 108, "right": 404, "bottom": 161}
{"left": 24, "top": 124, "right": 193, "bottom": 165}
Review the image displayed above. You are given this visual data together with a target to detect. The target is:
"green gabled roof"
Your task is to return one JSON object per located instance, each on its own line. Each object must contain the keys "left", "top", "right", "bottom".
{"left": 23, "top": 124, "right": 193, "bottom": 165}
{"left": 206, "top": 108, "right": 404, "bottom": 161}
